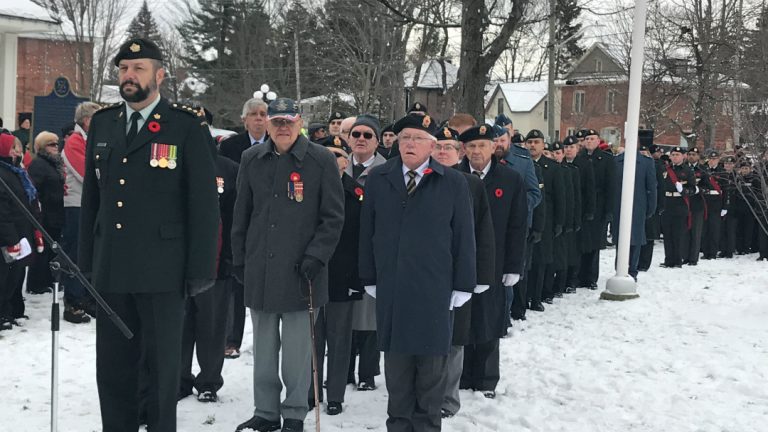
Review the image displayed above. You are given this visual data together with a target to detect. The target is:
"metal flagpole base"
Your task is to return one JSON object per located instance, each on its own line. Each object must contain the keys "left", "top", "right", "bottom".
{"left": 601, "top": 275, "right": 640, "bottom": 301}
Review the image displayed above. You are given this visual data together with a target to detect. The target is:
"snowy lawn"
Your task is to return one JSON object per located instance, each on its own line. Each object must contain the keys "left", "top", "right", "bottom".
{"left": 2, "top": 243, "right": 767, "bottom": 431}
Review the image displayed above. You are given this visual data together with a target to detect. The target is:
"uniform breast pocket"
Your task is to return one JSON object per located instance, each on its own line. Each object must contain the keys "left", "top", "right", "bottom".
{"left": 93, "top": 147, "right": 112, "bottom": 185}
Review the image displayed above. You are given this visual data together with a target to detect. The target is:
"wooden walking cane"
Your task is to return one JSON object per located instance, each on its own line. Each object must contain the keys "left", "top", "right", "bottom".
{"left": 306, "top": 277, "right": 321, "bottom": 432}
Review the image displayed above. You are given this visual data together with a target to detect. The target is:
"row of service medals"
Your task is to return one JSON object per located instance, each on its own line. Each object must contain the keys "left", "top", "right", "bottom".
{"left": 150, "top": 143, "right": 178, "bottom": 169}
{"left": 288, "top": 173, "right": 304, "bottom": 202}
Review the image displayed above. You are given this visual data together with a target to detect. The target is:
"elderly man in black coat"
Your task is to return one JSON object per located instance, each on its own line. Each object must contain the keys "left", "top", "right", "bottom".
{"left": 431, "top": 126, "right": 496, "bottom": 418}
{"left": 232, "top": 98, "right": 345, "bottom": 432}
{"left": 458, "top": 124, "right": 527, "bottom": 399}
{"left": 359, "top": 113, "right": 476, "bottom": 432}
{"left": 611, "top": 139, "right": 658, "bottom": 280}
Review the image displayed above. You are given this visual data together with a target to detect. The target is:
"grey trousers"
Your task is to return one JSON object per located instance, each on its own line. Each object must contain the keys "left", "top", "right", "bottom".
{"left": 440, "top": 345, "right": 464, "bottom": 415}
{"left": 384, "top": 351, "right": 447, "bottom": 432}
{"left": 250, "top": 309, "right": 314, "bottom": 422}
{"left": 310, "top": 301, "right": 355, "bottom": 403}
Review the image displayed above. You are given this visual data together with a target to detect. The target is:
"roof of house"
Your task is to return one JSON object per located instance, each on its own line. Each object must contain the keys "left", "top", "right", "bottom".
{"left": 404, "top": 59, "right": 458, "bottom": 89}
{"left": 564, "top": 42, "right": 625, "bottom": 80}
{"left": 0, "top": 1, "right": 57, "bottom": 24}
{"left": 488, "top": 81, "right": 548, "bottom": 113}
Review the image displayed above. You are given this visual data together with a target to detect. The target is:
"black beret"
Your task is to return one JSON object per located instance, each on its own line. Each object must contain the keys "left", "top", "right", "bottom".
{"left": 392, "top": 113, "right": 436, "bottom": 134}
{"left": 562, "top": 135, "right": 579, "bottom": 146}
{"left": 722, "top": 156, "right": 735, "bottom": 163}
{"left": 113, "top": 38, "right": 163, "bottom": 66}
{"left": 328, "top": 111, "right": 346, "bottom": 123}
{"left": 670, "top": 146, "right": 687, "bottom": 154}
{"left": 408, "top": 102, "right": 428, "bottom": 114}
{"left": 577, "top": 128, "right": 599, "bottom": 138}
{"left": 550, "top": 141, "right": 563, "bottom": 151}
{"left": 434, "top": 126, "right": 460, "bottom": 141}
{"left": 381, "top": 124, "right": 394, "bottom": 135}
{"left": 494, "top": 113, "right": 512, "bottom": 126}
{"left": 688, "top": 147, "right": 700, "bottom": 154}
{"left": 639, "top": 143, "right": 649, "bottom": 152}
{"left": 511, "top": 132, "right": 525, "bottom": 144}
{"left": 524, "top": 129, "right": 544, "bottom": 141}
{"left": 649, "top": 144, "right": 660, "bottom": 153}
{"left": 458, "top": 124, "right": 495, "bottom": 143}
{"left": 318, "top": 135, "right": 351, "bottom": 154}
{"left": 308, "top": 123, "right": 326, "bottom": 135}
{"left": 708, "top": 150, "right": 720, "bottom": 158}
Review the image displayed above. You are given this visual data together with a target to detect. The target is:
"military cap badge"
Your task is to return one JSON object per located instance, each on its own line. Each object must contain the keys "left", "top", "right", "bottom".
{"left": 334, "top": 136, "right": 341, "bottom": 147}
{"left": 422, "top": 115, "right": 431, "bottom": 128}
{"left": 479, "top": 125, "right": 487, "bottom": 135}
{"left": 130, "top": 43, "right": 141, "bottom": 53}
{"left": 443, "top": 128, "right": 452, "bottom": 139}
{"left": 415, "top": 103, "right": 422, "bottom": 110}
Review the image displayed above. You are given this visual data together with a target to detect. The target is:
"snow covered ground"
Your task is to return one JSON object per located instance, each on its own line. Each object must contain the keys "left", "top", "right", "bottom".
{"left": 3, "top": 243, "right": 767, "bottom": 431}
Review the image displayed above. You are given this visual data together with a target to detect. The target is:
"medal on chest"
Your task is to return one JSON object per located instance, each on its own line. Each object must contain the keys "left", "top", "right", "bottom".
{"left": 150, "top": 143, "right": 178, "bottom": 169}
{"left": 288, "top": 172, "right": 303, "bottom": 202}
{"left": 216, "top": 176, "right": 224, "bottom": 194}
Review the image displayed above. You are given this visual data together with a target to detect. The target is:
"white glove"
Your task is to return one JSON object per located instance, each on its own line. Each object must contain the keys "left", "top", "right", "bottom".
{"left": 449, "top": 290, "right": 472, "bottom": 310}
{"left": 695, "top": 186, "right": 700, "bottom": 194}
{"left": 675, "top": 182, "right": 683, "bottom": 193}
{"left": 473, "top": 285, "right": 490, "bottom": 294}
{"left": 364, "top": 285, "right": 376, "bottom": 298}
{"left": 502, "top": 273, "right": 521, "bottom": 287}
{"left": 17, "top": 238, "right": 32, "bottom": 261}
{"left": 720, "top": 209, "right": 728, "bottom": 217}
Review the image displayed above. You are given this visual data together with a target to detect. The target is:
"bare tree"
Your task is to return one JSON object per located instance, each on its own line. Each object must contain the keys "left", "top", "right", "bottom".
{"left": 34, "top": 0, "right": 130, "bottom": 101}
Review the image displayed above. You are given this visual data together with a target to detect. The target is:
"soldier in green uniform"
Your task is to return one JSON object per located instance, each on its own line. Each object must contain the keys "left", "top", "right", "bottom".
{"left": 78, "top": 38, "right": 220, "bottom": 432}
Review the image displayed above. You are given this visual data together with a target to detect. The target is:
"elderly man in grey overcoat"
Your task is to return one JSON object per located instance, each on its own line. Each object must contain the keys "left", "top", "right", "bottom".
{"left": 359, "top": 113, "right": 477, "bottom": 432}
{"left": 231, "top": 98, "right": 345, "bottom": 432}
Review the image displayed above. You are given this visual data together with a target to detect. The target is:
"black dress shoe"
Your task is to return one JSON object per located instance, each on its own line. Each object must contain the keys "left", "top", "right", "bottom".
{"left": 687, "top": 261, "right": 698, "bottom": 266}
{"left": 441, "top": 408, "right": 455, "bottom": 418}
{"left": 529, "top": 303, "right": 545, "bottom": 312}
{"left": 554, "top": 292, "right": 563, "bottom": 298}
{"left": 564, "top": 287, "right": 576, "bottom": 294}
{"left": 357, "top": 378, "right": 375, "bottom": 391}
{"left": 0, "top": 319, "right": 12, "bottom": 331}
{"left": 543, "top": 297, "right": 554, "bottom": 304}
{"left": 326, "top": 401, "right": 342, "bottom": 415}
{"left": 235, "top": 416, "right": 281, "bottom": 432}
{"left": 197, "top": 390, "right": 217, "bottom": 403}
{"left": 483, "top": 390, "right": 496, "bottom": 399}
{"left": 281, "top": 419, "right": 304, "bottom": 432}
{"left": 511, "top": 314, "right": 526, "bottom": 321}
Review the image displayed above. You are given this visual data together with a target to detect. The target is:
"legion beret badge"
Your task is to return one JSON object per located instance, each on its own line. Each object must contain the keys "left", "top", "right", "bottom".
{"left": 422, "top": 115, "right": 431, "bottom": 128}
{"left": 130, "top": 43, "right": 141, "bottom": 53}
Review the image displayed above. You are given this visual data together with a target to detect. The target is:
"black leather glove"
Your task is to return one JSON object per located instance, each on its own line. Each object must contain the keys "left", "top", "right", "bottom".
{"left": 233, "top": 265, "right": 244, "bottom": 284}
{"left": 298, "top": 255, "right": 324, "bottom": 281}
{"left": 605, "top": 213, "right": 613, "bottom": 223}
{"left": 186, "top": 279, "right": 215, "bottom": 297}
{"left": 554, "top": 225, "right": 563, "bottom": 238}
{"left": 530, "top": 231, "right": 542, "bottom": 244}
{"left": 585, "top": 213, "right": 594, "bottom": 221}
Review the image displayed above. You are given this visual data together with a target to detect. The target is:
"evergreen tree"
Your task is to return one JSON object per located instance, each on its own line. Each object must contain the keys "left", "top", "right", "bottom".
{"left": 743, "top": 5, "right": 768, "bottom": 99}
{"left": 555, "top": 0, "right": 585, "bottom": 77}
{"left": 125, "top": 0, "right": 162, "bottom": 43}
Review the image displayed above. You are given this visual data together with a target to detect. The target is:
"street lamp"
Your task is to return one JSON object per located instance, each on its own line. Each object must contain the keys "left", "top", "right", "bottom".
{"left": 253, "top": 84, "right": 277, "bottom": 102}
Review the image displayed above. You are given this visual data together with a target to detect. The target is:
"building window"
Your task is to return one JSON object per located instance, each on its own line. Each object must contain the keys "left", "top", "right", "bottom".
{"left": 497, "top": 98, "right": 504, "bottom": 116}
{"left": 595, "top": 59, "right": 603, "bottom": 73}
{"left": 555, "top": 130, "right": 560, "bottom": 141}
{"left": 567, "top": 128, "right": 575, "bottom": 137}
{"left": 573, "top": 91, "right": 585, "bottom": 113}
{"left": 544, "top": 100, "right": 548, "bottom": 120}
{"left": 606, "top": 90, "right": 616, "bottom": 113}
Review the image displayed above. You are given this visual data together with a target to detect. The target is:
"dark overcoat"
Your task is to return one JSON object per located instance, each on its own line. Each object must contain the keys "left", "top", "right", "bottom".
{"left": 452, "top": 170, "right": 495, "bottom": 346}
{"left": 358, "top": 157, "right": 476, "bottom": 356}
{"left": 327, "top": 173, "right": 364, "bottom": 302}
{"left": 231, "top": 136, "right": 344, "bottom": 313}
{"left": 579, "top": 149, "right": 613, "bottom": 251}
{"left": 532, "top": 156, "right": 566, "bottom": 264}
{"left": 219, "top": 132, "right": 253, "bottom": 163}
{"left": 215, "top": 155, "right": 239, "bottom": 280}
{"left": 27, "top": 153, "right": 65, "bottom": 231}
{"left": 0, "top": 160, "right": 36, "bottom": 256}
{"left": 611, "top": 152, "right": 658, "bottom": 246}
{"left": 78, "top": 99, "right": 220, "bottom": 294}
{"left": 459, "top": 157, "right": 527, "bottom": 343}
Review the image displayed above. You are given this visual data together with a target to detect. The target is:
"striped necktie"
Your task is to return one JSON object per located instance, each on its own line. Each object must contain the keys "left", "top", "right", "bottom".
{"left": 406, "top": 170, "right": 417, "bottom": 195}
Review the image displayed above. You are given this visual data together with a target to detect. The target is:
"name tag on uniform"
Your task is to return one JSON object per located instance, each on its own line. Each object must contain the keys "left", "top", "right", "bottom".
{"left": 96, "top": 142, "right": 108, "bottom": 147}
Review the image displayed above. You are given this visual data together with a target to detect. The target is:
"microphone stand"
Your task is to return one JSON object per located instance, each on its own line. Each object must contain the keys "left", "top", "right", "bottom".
{"left": 0, "top": 174, "right": 133, "bottom": 432}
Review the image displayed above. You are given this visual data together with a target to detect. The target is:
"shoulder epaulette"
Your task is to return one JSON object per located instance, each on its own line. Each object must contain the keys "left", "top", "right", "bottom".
{"left": 94, "top": 102, "right": 123, "bottom": 114}
{"left": 171, "top": 102, "right": 203, "bottom": 117}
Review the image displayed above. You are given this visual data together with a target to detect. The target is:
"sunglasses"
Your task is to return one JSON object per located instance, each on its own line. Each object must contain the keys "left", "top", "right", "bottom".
{"left": 351, "top": 131, "right": 374, "bottom": 140}
{"left": 270, "top": 118, "right": 295, "bottom": 128}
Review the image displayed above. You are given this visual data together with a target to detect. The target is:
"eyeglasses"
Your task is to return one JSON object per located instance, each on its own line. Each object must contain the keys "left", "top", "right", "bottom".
{"left": 435, "top": 143, "right": 458, "bottom": 151}
{"left": 398, "top": 135, "right": 432, "bottom": 143}
{"left": 351, "top": 131, "right": 374, "bottom": 140}
{"left": 270, "top": 118, "right": 295, "bottom": 128}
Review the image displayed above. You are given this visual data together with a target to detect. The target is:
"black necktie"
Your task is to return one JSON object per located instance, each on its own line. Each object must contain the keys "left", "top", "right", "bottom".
{"left": 406, "top": 170, "right": 417, "bottom": 195}
{"left": 352, "top": 163, "right": 366, "bottom": 179}
{"left": 126, "top": 111, "right": 142, "bottom": 144}
{"left": 473, "top": 170, "right": 483, "bottom": 178}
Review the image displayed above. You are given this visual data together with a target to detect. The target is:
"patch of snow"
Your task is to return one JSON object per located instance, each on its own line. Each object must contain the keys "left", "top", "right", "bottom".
{"left": 0, "top": 0, "right": 57, "bottom": 23}
{"left": 494, "top": 81, "right": 549, "bottom": 113}
{"left": 404, "top": 60, "right": 458, "bottom": 89}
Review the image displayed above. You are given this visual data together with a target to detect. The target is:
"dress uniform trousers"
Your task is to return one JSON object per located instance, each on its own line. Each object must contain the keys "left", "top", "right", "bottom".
{"left": 721, "top": 213, "right": 737, "bottom": 257}
{"left": 681, "top": 206, "right": 704, "bottom": 264}
{"left": 661, "top": 198, "right": 688, "bottom": 266}
{"left": 225, "top": 278, "right": 246, "bottom": 351}
{"left": 385, "top": 352, "right": 447, "bottom": 432}
{"left": 310, "top": 301, "right": 355, "bottom": 403}
{"left": 179, "top": 278, "right": 229, "bottom": 395}
{"left": 734, "top": 208, "right": 755, "bottom": 254}
{"left": 97, "top": 291, "right": 185, "bottom": 432}
{"left": 702, "top": 196, "right": 723, "bottom": 259}
{"left": 461, "top": 339, "right": 500, "bottom": 391}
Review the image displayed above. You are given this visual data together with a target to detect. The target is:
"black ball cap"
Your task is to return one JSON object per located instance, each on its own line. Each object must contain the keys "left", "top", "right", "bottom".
{"left": 113, "top": 38, "right": 163, "bottom": 66}
{"left": 459, "top": 124, "right": 495, "bottom": 143}
{"left": 392, "top": 113, "right": 436, "bottom": 134}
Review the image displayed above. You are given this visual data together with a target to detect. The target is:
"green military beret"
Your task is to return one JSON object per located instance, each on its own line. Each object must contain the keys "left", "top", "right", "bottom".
{"left": 113, "top": 38, "right": 163, "bottom": 66}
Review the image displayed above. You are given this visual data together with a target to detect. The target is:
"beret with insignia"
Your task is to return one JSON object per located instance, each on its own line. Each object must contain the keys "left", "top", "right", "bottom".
{"left": 434, "top": 126, "right": 460, "bottom": 141}
{"left": 268, "top": 98, "right": 299, "bottom": 120}
{"left": 511, "top": 132, "right": 525, "bottom": 144}
{"left": 458, "top": 124, "right": 495, "bottom": 143}
{"left": 688, "top": 147, "right": 700, "bottom": 154}
{"left": 392, "top": 113, "right": 436, "bottom": 135}
{"left": 408, "top": 102, "right": 428, "bottom": 114}
{"left": 722, "top": 156, "right": 735, "bottom": 163}
{"left": 114, "top": 38, "right": 163, "bottom": 66}
{"left": 562, "top": 135, "right": 579, "bottom": 147}
{"left": 319, "top": 135, "right": 351, "bottom": 154}
{"left": 708, "top": 150, "right": 720, "bottom": 158}
{"left": 579, "top": 128, "right": 599, "bottom": 138}
{"left": 550, "top": 141, "right": 563, "bottom": 151}
{"left": 670, "top": 146, "right": 687, "bottom": 154}
{"left": 328, "top": 111, "right": 346, "bottom": 123}
{"left": 524, "top": 129, "right": 544, "bottom": 141}
{"left": 308, "top": 123, "right": 326, "bottom": 136}
{"left": 494, "top": 113, "right": 512, "bottom": 127}
{"left": 649, "top": 144, "right": 660, "bottom": 153}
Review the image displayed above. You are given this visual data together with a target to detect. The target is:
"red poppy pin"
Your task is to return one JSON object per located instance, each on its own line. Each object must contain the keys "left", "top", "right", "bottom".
{"left": 290, "top": 172, "right": 301, "bottom": 182}
{"left": 147, "top": 121, "right": 161, "bottom": 133}
{"left": 423, "top": 168, "right": 433, "bottom": 175}
{"left": 495, "top": 188, "right": 504, "bottom": 198}
{"left": 354, "top": 187, "right": 364, "bottom": 201}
